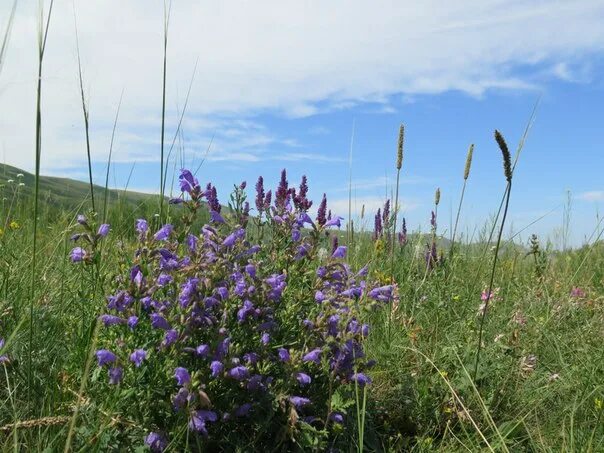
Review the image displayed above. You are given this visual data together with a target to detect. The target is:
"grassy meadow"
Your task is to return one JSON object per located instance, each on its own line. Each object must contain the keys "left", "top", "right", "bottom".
{"left": 1, "top": 153, "right": 603, "bottom": 452}
{"left": 1, "top": 3, "right": 603, "bottom": 452}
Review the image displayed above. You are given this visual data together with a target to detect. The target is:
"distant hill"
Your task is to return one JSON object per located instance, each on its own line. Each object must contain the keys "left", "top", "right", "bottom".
{"left": 0, "top": 164, "right": 158, "bottom": 212}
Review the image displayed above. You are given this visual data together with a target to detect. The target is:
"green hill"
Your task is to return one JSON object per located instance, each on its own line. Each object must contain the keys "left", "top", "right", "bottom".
{"left": 0, "top": 163, "right": 158, "bottom": 212}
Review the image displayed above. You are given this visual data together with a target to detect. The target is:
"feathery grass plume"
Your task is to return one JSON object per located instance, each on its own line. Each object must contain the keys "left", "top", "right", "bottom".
{"left": 495, "top": 130, "right": 512, "bottom": 182}
{"left": 464, "top": 143, "right": 474, "bottom": 180}
{"left": 360, "top": 204, "right": 365, "bottom": 219}
{"left": 396, "top": 123, "right": 404, "bottom": 170}
{"left": 435, "top": 188, "right": 441, "bottom": 206}
{"left": 473, "top": 129, "right": 515, "bottom": 380}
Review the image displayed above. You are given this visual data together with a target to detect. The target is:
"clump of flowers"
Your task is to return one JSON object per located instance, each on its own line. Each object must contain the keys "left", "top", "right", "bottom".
{"left": 69, "top": 215, "right": 111, "bottom": 264}
{"left": 80, "top": 169, "right": 394, "bottom": 450}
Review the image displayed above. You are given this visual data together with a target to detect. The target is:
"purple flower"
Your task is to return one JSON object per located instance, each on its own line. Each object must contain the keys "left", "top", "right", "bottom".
{"left": 0, "top": 338, "right": 7, "bottom": 363}
{"left": 315, "top": 290, "right": 326, "bottom": 303}
{"left": 329, "top": 412, "right": 344, "bottom": 424}
{"left": 571, "top": 287, "right": 586, "bottom": 298}
{"left": 127, "top": 316, "right": 139, "bottom": 329}
{"left": 275, "top": 169, "right": 289, "bottom": 211}
{"left": 245, "top": 264, "right": 256, "bottom": 278}
{"left": 136, "top": 218, "right": 148, "bottom": 235}
{"left": 277, "top": 348, "right": 290, "bottom": 362}
{"left": 351, "top": 372, "right": 372, "bottom": 387}
{"left": 186, "top": 234, "right": 198, "bottom": 253}
{"left": 174, "top": 367, "right": 191, "bottom": 386}
{"left": 289, "top": 396, "right": 311, "bottom": 409}
{"left": 263, "top": 190, "right": 272, "bottom": 211}
{"left": 398, "top": 218, "right": 407, "bottom": 245}
{"left": 255, "top": 176, "right": 265, "bottom": 213}
{"left": 97, "top": 223, "right": 110, "bottom": 237}
{"left": 382, "top": 199, "right": 390, "bottom": 224}
{"left": 295, "top": 372, "right": 311, "bottom": 386}
{"left": 153, "top": 224, "right": 173, "bottom": 241}
{"left": 189, "top": 410, "right": 217, "bottom": 436}
{"left": 179, "top": 278, "right": 199, "bottom": 308}
{"left": 172, "top": 387, "right": 189, "bottom": 411}
{"left": 243, "top": 352, "right": 259, "bottom": 365}
{"left": 316, "top": 194, "right": 327, "bottom": 226}
{"left": 325, "top": 216, "right": 343, "bottom": 228}
{"left": 150, "top": 313, "right": 170, "bottom": 330}
{"left": 235, "top": 403, "right": 252, "bottom": 417}
{"left": 303, "top": 348, "right": 321, "bottom": 364}
{"left": 70, "top": 247, "right": 86, "bottom": 263}
{"left": 332, "top": 246, "right": 347, "bottom": 259}
{"left": 109, "top": 366, "right": 123, "bottom": 385}
{"left": 206, "top": 183, "right": 221, "bottom": 213}
{"left": 373, "top": 209, "right": 383, "bottom": 240}
{"left": 129, "top": 349, "right": 147, "bottom": 367}
{"left": 162, "top": 329, "right": 178, "bottom": 347}
{"left": 196, "top": 344, "right": 210, "bottom": 357}
{"left": 157, "top": 273, "right": 173, "bottom": 287}
{"left": 145, "top": 432, "right": 168, "bottom": 452}
{"left": 327, "top": 314, "right": 340, "bottom": 336}
{"left": 210, "top": 210, "right": 225, "bottom": 224}
{"left": 96, "top": 349, "right": 117, "bottom": 366}
{"left": 179, "top": 169, "right": 200, "bottom": 196}
{"left": 261, "top": 332, "right": 270, "bottom": 346}
{"left": 292, "top": 229, "right": 302, "bottom": 242}
{"left": 228, "top": 365, "right": 249, "bottom": 381}
{"left": 210, "top": 360, "right": 224, "bottom": 378}
{"left": 237, "top": 300, "right": 256, "bottom": 323}
{"left": 293, "top": 175, "right": 312, "bottom": 211}
{"left": 99, "top": 314, "right": 126, "bottom": 327}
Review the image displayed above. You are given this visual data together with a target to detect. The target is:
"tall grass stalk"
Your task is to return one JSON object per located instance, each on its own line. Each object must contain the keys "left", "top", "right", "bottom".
{"left": 73, "top": 5, "right": 95, "bottom": 212}
{"left": 473, "top": 130, "right": 513, "bottom": 381}
{"left": 0, "top": 0, "right": 18, "bottom": 76}
{"left": 159, "top": 0, "right": 172, "bottom": 222}
{"left": 474, "top": 100, "right": 538, "bottom": 278}
{"left": 161, "top": 58, "right": 198, "bottom": 199}
{"left": 451, "top": 143, "right": 473, "bottom": 253}
{"left": 347, "top": 119, "right": 355, "bottom": 248}
{"left": 102, "top": 91, "right": 124, "bottom": 222}
{"left": 28, "top": 0, "right": 54, "bottom": 407}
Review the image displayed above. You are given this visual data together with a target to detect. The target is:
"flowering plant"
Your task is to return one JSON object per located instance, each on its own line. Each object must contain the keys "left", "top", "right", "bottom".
{"left": 74, "top": 169, "right": 394, "bottom": 450}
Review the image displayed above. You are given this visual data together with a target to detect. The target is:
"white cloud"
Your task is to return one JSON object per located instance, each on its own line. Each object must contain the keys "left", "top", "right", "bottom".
{"left": 577, "top": 191, "right": 604, "bottom": 202}
{"left": 1, "top": 0, "right": 604, "bottom": 173}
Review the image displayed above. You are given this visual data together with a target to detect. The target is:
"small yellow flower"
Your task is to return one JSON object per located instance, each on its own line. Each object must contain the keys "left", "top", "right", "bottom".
{"left": 596, "top": 398, "right": 603, "bottom": 411}
{"left": 440, "top": 370, "right": 448, "bottom": 378}
{"left": 452, "top": 295, "right": 460, "bottom": 301}
{"left": 9, "top": 221, "right": 19, "bottom": 230}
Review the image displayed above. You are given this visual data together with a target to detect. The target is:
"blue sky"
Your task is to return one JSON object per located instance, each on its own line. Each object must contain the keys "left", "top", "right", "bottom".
{"left": 2, "top": 1, "right": 604, "bottom": 246}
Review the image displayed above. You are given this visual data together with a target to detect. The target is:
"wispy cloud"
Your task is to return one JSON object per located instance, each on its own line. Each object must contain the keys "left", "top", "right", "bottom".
{"left": 577, "top": 191, "right": 604, "bottom": 202}
{"left": 1, "top": 0, "right": 604, "bottom": 172}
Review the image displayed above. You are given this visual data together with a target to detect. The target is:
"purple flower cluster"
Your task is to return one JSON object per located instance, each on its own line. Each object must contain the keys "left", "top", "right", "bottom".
{"left": 82, "top": 169, "right": 392, "bottom": 450}
{"left": 70, "top": 215, "right": 111, "bottom": 263}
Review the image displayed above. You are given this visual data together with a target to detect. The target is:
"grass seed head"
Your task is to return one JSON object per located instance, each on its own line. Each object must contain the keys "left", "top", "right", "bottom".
{"left": 396, "top": 124, "right": 404, "bottom": 170}
{"left": 494, "top": 130, "right": 512, "bottom": 182}
{"left": 464, "top": 144, "right": 474, "bottom": 180}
